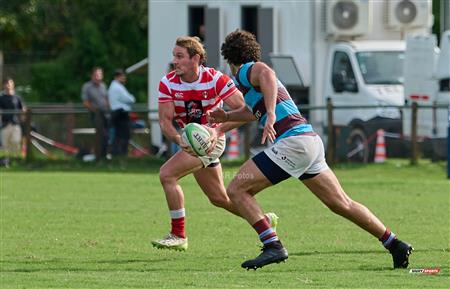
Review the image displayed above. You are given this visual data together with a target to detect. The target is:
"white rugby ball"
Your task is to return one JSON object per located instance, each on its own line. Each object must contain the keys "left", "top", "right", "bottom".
{"left": 181, "top": 123, "right": 211, "bottom": 156}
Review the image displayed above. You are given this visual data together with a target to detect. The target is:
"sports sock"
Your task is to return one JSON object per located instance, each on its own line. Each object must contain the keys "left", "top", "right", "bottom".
{"left": 379, "top": 228, "right": 397, "bottom": 249}
{"left": 170, "top": 208, "right": 186, "bottom": 239}
{"left": 252, "top": 217, "right": 281, "bottom": 248}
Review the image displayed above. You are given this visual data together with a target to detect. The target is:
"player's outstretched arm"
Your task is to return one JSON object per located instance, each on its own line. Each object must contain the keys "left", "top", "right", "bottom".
{"left": 205, "top": 106, "right": 256, "bottom": 154}
{"left": 207, "top": 90, "right": 255, "bottom": 134}
{"left": 208, "top": 106, "right": 256, "bottom": 124}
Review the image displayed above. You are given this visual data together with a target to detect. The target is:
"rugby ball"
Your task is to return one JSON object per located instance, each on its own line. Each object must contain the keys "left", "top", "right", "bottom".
{"left": 181, "top": 123, "right": 211, "bottom": 156}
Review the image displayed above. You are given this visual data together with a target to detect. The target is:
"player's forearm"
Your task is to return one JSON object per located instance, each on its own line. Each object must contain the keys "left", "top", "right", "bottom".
{"left": 159, "top": 120, "right": 182, "bottom": 145}
{"left": 226, "top": 106, "right": 256, "bottom": 123}
{"left": 216, "top": 121, "right": 246, "bottom": 135}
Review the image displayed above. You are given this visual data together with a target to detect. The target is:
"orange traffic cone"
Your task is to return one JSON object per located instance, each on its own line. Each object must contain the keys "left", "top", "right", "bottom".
{"left": 374, "top": 129, "right": 386, "bottom": 163}
{"left": 227, "top": 129, "right": 240, "bottom": 160}
{"left": 21, "top": 140, "right": 27, "bottom": 158}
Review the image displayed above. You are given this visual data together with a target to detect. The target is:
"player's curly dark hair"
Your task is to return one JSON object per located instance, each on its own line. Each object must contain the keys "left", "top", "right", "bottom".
{"left": 221, "top": 30, "right": 261, "bottom": 65}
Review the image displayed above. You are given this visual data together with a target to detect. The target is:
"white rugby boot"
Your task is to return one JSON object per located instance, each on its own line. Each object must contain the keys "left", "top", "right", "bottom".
{"left": 265, "top": 212, "right": 279, "bottom": 232}
{"left": 151, "top": 233, "right": 188, "bottom": 251}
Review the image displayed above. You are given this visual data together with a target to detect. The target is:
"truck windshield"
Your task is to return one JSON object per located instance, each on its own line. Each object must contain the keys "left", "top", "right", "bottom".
{"left": 356, "top": 51, "right": 404, "bottom": 85}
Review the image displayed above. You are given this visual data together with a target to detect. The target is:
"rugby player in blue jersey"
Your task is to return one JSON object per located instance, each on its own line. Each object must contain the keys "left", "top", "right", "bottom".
{"left": 207, "top": 30, "right": 413, "bottom": 270}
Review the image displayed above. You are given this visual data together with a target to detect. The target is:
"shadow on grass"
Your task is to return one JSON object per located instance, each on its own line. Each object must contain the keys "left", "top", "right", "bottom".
{"left": 0, "top": 257, "right": 191, "bottom": 273}
{"left": 0, "top": 257, "right": 171, "bottom": 265}
{"left": 290, "top": 249, "right": 384, "bottom": 256}
{"left": 1, "top": 267, "right": 172, "bottom": 273}
{"left": 3, "top": 157, "right": 446, "bottom": 174}
{"left": 289, "top": 248, "right": 447, "bottom": 257}
{"left": 1, "top": 157, "right": 248, "bottom": 173}
{"left": 3, "top": 256, "right": 448, "bottom": 275}
{"left": 2, "top": 157, "right": 165, "bottom": 173}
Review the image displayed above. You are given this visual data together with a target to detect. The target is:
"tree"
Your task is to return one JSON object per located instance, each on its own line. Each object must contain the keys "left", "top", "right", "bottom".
{"left": 0, "top": 0, "right": 148, "bottom": 103}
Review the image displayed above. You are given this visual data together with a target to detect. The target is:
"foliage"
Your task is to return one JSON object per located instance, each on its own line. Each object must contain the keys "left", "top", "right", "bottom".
{"left": 30, "top": 56, "right": 80, "bottom": 102}
{"left": 0, "top": 0, "right": 148, "bottom": 103}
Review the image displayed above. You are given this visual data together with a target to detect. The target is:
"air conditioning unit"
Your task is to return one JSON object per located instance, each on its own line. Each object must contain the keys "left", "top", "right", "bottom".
{"left": 326, "top": 0, "right": 372, "bottom": 37}
{"left": 387, "top": 0, "right": 433, "bottom": 30}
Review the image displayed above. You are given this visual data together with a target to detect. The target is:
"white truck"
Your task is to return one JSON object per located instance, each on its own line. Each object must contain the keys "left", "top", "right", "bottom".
{"left": 272, "top": 38, "right": 407, "bottom": 162}
{"left": 312, "top": 40, "right": 407, "bottom": 162}
{"left": 148, "top": 0, "right": 435, "bottom": 161}
{"left": 402, "top": 31, "right": 450, "bottom": 160}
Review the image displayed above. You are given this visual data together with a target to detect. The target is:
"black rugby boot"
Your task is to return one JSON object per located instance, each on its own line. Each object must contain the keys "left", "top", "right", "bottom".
{"left": 241, "top": 243, "right": 288, "bottom": 270}
{"left": 389, "top": 239, "right": 413, "bottom": 269}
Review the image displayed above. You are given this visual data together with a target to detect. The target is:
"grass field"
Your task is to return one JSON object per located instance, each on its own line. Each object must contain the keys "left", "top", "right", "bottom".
{"left": 1, "top": 160, "right": 449, "bottom": 288}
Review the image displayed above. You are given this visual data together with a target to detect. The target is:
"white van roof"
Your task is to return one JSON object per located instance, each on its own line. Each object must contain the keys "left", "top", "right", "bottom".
{"left": 340, "top": 40, "right": 406, "bottom": 52}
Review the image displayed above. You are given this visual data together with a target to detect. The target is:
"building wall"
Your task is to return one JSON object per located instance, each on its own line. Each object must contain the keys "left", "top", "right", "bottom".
{"left": 148, "top": 0, "right": 431, "bottom": 146}
{"left": 148, "top": 1, "right": 188, "bottom": 146}
{"left": 148, "top": 0, "right": 313, "bottom": 146}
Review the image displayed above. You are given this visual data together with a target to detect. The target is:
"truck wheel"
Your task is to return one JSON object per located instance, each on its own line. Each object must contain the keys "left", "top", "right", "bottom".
{"left": 347, "top": 128, "right": 369, "bottom": 163}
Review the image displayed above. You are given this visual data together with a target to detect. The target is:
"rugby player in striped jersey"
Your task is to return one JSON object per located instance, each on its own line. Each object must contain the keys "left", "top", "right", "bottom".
{"left": 152, "top": 36, "right": 278, "bottom": 251}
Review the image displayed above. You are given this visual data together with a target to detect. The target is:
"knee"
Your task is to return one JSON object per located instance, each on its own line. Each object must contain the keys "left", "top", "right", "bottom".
{"left": 226, "top": 181, "right": 245, "bottom": 202}
{"left": 208, "top": 194, "right": 230, "bottom": 208}
{"left": 159, "top": 166, "right": 175, "bottom": 186}
{"left": 327, "top": 198, "right": 353, "bottom": 216}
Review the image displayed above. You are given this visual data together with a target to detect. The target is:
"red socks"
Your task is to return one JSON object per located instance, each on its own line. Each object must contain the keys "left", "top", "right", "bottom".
{"left": 170, "top": 208, "right": 186, "bottom": 238}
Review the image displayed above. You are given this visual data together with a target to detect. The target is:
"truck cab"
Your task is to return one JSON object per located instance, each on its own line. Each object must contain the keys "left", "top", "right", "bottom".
{"left": 324, "top": 41, "right": 406, "bottom": 162}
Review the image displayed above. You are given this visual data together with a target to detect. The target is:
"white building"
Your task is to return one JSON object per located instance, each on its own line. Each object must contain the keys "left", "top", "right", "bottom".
{"left": 147, "top": 0, "right": 432, "bottom": 148}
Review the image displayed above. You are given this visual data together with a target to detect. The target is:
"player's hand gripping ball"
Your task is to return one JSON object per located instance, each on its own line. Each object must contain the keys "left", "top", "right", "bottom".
{"left": 181, "top": 123, "right": 211, "bottom": 156}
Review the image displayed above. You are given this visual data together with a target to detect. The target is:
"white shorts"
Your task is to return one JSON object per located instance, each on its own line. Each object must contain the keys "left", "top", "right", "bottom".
{"left": 254, "top": 134, "right": 329, "bottom": 183}
{"left": 198, "top": 135, "right": 226, "bottom": 167}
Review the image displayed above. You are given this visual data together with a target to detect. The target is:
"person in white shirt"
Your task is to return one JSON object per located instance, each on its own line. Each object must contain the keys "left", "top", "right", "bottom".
{"left": 108, "top": 69, "right": 136, "bottom": 155}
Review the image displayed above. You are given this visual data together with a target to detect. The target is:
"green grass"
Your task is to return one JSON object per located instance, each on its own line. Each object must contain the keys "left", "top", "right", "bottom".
{"left": 1, "top": 160, "right": 449, "bottom": 288}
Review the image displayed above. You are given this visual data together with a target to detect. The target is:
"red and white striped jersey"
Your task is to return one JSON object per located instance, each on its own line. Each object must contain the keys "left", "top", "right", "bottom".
{"left": 158, "top": 66, "right": 237, "bottom": 128}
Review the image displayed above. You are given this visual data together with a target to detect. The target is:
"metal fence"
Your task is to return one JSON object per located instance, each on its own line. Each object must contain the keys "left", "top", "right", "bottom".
{"left": 323, "top": 99, "right": 448, "bottom": 165}
{"left": 2, "top": 101, "right": 448, "bottom": 164}
{"left": 12, "top": 104, "right": 152, "bottom": 161}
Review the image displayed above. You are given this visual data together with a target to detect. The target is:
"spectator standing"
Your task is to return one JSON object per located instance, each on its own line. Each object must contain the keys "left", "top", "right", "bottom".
{"left": 0, "top": 77, "right": 26, "bottom": 166}
{"left": 81, "top": 67, "right": 110, "bottom": 159}
{"left": 108, "top": 69, "right": 135, "bottom": 155}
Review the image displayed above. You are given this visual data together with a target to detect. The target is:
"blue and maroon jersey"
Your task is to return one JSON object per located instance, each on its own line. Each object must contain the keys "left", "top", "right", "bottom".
{"left": 234, "top": 62, "right": 313, "bottom": 142}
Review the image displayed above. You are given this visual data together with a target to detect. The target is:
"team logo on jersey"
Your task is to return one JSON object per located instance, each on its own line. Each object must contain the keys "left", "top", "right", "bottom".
{"left": 175, "top": 92, "right": 183, "bottom": 99}
{"left": 185, "top": 100, "right": 203, "bottom": 124}
{"left": 202, "top": 91, "right": 208, "bottom": 99}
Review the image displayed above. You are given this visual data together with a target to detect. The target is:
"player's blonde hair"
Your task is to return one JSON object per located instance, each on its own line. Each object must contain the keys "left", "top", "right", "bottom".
{"left": 175, "top": 36, "right": 207, "bottom": 65}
